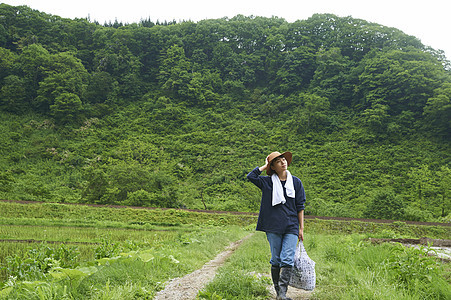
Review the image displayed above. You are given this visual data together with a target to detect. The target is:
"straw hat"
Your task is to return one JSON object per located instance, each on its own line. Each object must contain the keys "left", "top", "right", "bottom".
{"left": 266, "top": 151, "right": 292, "bottom": 175}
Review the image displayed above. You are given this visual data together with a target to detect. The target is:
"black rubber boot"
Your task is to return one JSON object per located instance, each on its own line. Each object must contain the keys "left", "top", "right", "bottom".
{"left": 271, "top": 265, "right": 281, "bottom": 297}
{"left": 277, "top": 266, "right": 293, "bottom": 300}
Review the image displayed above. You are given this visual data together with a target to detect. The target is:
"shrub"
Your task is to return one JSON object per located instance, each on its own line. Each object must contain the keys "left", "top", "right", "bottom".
{"left": 125, "top": 189, "right": 154, "bottom": 207}
{"left": 199, "top": 270, "right": 269, "bottom": 300}
{"left": 94, "top": 239, "right": 120, "bottom": 259}
{"left": 364, "top": 188, "right": 405, "bottom": 220}
{"left": 0, "top": 171, "right": 14, "bottom": 192}
{"left": 1, "top": 243, "right": 80, "bottom": 281}
{"left": 403, "top": 206, "right": 433, "bottom": 222}
{"left": 387, "top": 243, "right": 440, "bottom": 286}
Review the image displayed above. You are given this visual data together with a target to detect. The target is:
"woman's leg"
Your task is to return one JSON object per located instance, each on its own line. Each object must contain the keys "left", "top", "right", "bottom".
{"left": 266, "top": 232, "right": 283, "bottom": 297}
{"left": 278, "top": 234, "right": 298, "bottom": 300}
{"left": 266, "top": 232, "right": 283, "bottom": 266}
{"left": 280, "top": 233, "right": 298, "bottom": 267}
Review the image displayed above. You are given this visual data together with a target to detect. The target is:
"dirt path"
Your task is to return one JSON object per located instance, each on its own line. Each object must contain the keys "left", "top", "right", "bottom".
{"left": 270, "top": 287, "right": 314, "bottom": 300}
{"left": 154, "top": 234, "right": 254, "bottom": 300}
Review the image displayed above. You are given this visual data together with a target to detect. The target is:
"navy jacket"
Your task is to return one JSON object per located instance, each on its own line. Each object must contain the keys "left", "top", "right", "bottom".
{"left": 247, "top": 167, "right": 306, "bottom": 235}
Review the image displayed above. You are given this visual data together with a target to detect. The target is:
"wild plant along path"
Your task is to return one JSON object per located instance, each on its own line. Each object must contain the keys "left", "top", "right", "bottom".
{"left": 154, "top": 234, "right": 253, "bottom": 300}
{"left": 154, "top": 233, "right": 313, "bottom": 300}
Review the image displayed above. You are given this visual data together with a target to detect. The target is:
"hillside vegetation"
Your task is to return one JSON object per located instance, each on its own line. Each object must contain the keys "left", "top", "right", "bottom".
{"left": 0, "top": 4, "right": 450, "bottom": 222}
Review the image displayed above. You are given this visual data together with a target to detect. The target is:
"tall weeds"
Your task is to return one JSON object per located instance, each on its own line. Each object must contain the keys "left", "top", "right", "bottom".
{"left": 200, "top": 233, "right": 451, "bottom": 300}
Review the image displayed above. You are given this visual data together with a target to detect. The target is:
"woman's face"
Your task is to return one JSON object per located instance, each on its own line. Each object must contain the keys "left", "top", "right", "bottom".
{"left": 270, "top": 156, "right": 287, "bottom": 174}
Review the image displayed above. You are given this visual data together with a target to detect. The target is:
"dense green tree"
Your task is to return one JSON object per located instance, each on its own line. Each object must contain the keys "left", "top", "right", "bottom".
{"left": 50, "top": 92, "right": 83, "bottom": 124}
{"left": 423, "top": 83, "right": 451, "bottom": 137}
{"left": 91, "top": 28, "right": 143, "bottom": 101}
{"left": 17, "top": 44, "right": 51, "bottom": 100}
{"left": 0, "top": 24, "right": 6, "bottom": 47}
{"left": 356, "top": 49, "right": 444, "bottom": 114}
{"left": 299, "top": 93, "right": 331, "bottom": 130}
{"left": 310, "top": 48, "right": 353, "bottom": 106}
{"left": 0, "top": 75, "right": 28, "bottom": 113}
{"left": 81, "top": 168, "right": 108, "bottom": 204}
{"left": 298, "top": 14, "right": 423, "bottom": 61}
{"left": 275, "top": 46, "right": 316, "bottom": 94}
{"left": 210, "top": 42, "right": 241, "bottom": 81}
{"left": 362, "top": 103, "right": 390, "bottom": 134}
{"left": 364, "top": 188, "right": 405, "bottom": 220}
{"left": 34, "top": 70, "right": 86, "bottom": 113}
{"left": 436, "top": 166, "right": 451, "bottom": 218}
{"left": 158, "top": 44, "right": 192, "bottom": 100}
{"left": 0, "top": 47, "right": 16, "bottom": 80}
{"left": 44, "top": 51, "right": 88, "bottom": 75}
{"left": 32, "top": 52, "right": 88, "bottom": 112}
{"left": 85, "top": 71, "right": 118, "bottom": 104}
{"left": 125, "top": 189, "right": 154, "bottom": 207}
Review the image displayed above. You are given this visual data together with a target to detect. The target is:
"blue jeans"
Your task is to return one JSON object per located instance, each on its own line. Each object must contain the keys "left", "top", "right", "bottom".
{"left": 266, "top": 232, "right": 298, "bottom": 267}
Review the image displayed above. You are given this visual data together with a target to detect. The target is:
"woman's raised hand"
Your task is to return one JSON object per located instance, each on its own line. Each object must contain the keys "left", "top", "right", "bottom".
{"left": 259, "top": 155, "right": 270, "bottom": 172}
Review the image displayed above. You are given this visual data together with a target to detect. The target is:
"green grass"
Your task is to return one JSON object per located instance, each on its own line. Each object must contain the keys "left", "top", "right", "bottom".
{"left": 0, "top": 224, "right": 181, "bottom": 244}
{"left": 1, "top": 225, "right": 251, "bottom": 299}
{"left": 0, "top": 201, "right": 258, "bottom": 227}
{"left": 73, "top": 225, "right": 250, "bottom": 299}
{"left": 306, "top": 218, "right": 451, "bottom": 239}
{"left": 0, "top": 201, "right": 255, "bottom": 299}
{"left": 0, "top": 224, "right": 183, "bottom": 280}
{"left": 198, "top": 232, "right": 271, "bottom": 300}
{"left": 1, "top": 202, "right": 450, "bottom": 299}
{"left": 200, "top": 232, "right": 451, "bottom": 300}
{"left": 311, "top": 234, "right": 451, "bottom": 299}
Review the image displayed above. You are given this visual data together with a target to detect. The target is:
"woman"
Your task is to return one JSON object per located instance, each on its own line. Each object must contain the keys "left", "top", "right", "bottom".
{"left": 247, "top": 151, "right": 306, "bottom": 300}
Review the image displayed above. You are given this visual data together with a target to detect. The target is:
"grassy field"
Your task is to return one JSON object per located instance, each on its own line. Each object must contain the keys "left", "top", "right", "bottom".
{"left": 0, "top": 201, "right": 450, "bottom": 299}
{"left": 201, "top": 232, "right": 451, "bottom": 299}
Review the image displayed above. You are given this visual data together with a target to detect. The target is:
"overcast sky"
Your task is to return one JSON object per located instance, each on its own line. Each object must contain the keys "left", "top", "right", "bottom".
{"left": 2, "top": 0, "right": 449, "bottom": 60}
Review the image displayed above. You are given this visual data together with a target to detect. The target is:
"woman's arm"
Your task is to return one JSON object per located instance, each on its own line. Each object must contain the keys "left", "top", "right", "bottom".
{"left": 294, "top": 179, "right": 306, "bottom": 239}
{"left": 247, "top": 155, "right": 270, "bottom": 189}
{"left": 259, "top": 155, "right": 269, "bottom": 172}
{"left": 298, "top": 209, "right": 304, "bottom": 241}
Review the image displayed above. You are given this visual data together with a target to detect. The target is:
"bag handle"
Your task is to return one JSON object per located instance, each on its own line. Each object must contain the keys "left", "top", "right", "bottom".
{"left": 297, "top": 240, "right": 305, "bottom": 255}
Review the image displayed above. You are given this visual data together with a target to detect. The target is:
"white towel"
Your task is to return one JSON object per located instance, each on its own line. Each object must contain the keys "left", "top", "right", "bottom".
{"left": 271, "top": 170, "right": 295, "bottom": 206}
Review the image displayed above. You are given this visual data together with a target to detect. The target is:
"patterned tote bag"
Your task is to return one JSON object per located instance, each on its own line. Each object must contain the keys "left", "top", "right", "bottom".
{"left": 289, "top": 240, "right": 316, "bottom": 291}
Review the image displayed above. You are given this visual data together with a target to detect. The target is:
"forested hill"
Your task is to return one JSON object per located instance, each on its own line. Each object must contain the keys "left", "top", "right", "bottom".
{"left": 0, "top": 4, "right": 450, "bottom": 222}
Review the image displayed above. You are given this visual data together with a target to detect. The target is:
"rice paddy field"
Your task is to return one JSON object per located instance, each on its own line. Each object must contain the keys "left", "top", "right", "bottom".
{"left": 0, "top": 200, "right": 450, "bottom": 299}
